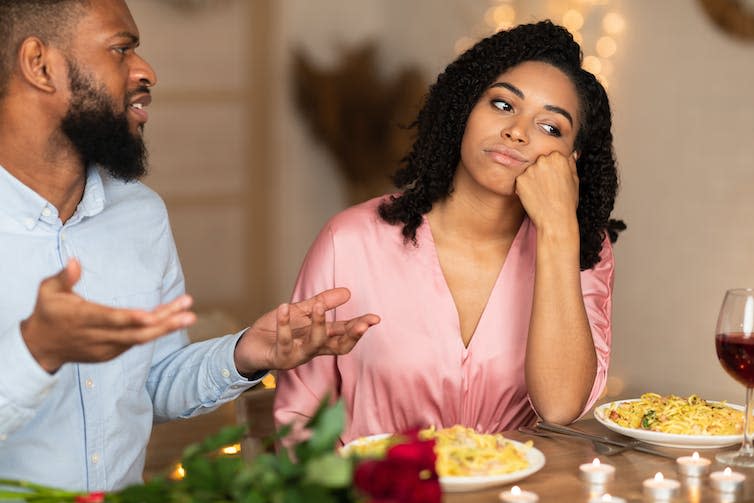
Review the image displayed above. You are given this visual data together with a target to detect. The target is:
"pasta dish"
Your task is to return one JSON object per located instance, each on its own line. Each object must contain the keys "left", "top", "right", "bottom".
{"left": 346, "top": 425, "right": 531, "bottom": 477}
{"left": 605, "top": 393, "right": 743, "bottom": 436}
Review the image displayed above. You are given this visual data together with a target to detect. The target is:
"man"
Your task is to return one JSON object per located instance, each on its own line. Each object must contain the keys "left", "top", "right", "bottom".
{"left": 0, "top": 0, "right": 380, "bottom": 492}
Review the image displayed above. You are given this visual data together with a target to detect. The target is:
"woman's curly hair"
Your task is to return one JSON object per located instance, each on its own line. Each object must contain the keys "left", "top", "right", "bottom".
{"left": 378, "top": 20, "right": 624, "bottom": 270}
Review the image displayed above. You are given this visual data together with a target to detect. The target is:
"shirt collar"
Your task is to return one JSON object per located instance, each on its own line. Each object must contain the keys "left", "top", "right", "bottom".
{"left": 0, "top": 164, "right": 106, "bottom": 229}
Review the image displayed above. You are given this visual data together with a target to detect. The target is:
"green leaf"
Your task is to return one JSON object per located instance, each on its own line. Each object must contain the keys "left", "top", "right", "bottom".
{"left": 304, "top": 453, "right": 352, "bottom": 488}
{"left": 306, "top": 401, "right": 344, "bottom": 454}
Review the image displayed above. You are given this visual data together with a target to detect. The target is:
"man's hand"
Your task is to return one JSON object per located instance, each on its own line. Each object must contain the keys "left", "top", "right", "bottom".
{"left": 21, "top": 259, "right": 196, "bottom": 373}
{"left": 233, "top": 288, "right": 380, "bottom": 374}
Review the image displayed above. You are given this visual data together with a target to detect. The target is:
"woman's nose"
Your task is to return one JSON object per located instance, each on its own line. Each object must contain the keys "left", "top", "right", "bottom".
{"left": 501, "top": 121, "right": 528, "bottom": 144}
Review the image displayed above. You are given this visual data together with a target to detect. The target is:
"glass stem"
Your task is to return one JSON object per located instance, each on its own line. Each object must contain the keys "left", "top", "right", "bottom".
{"left": 743, "top": 387, "right": 754, "bottom": 455}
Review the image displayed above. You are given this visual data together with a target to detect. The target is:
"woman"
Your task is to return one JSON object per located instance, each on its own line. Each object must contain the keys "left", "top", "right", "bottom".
{"left": 274, "top": 20, "right": 623, "bottom": 443}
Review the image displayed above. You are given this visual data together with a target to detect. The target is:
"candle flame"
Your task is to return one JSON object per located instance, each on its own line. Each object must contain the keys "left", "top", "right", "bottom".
{"left": 724, "top": 467, "right": 732, "bottom": 475}
{"left": 602, "top": 495, "right": 613, "bottom": 501}
{"left": 654, "top": 472, "right": 664, "bottom": 482}
{"left": 221, "top": 443, "right": 241, "bottom": 455}
{"left": 170, "top": 463, "right": 186, "bottom": 480}
{"left": 691, "top": 451, "right": 699, "bottom": 460}
{"left": 592, "top": 458, "right": 601, "bottom": 466}
{"left": 511, "top": 486, "right": 521, "bottom": 495}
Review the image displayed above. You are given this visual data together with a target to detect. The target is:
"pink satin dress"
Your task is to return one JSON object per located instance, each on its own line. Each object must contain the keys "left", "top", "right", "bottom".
{"left": 274, "top": 196, "right": 614, "bottom": 444}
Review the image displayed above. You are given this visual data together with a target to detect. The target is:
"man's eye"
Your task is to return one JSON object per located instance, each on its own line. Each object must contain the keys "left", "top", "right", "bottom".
{"left": 541, "top": 123, "right": 562, "bottom": 137}
{"left": 114, "top": 47, "right": 130, "bottom": 55}
{"left": 491, "top": 99, "right": 512, "bottom": 112}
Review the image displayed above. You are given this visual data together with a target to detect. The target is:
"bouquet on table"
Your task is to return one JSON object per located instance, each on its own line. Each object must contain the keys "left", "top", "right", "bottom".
{"left": 0, "top": 401, "right": 441, "bottom": 503}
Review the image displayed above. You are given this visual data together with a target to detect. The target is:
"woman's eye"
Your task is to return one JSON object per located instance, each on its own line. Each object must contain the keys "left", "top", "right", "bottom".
{"left": 491, "top": 99, "right": 512, "bottom": 112}
{"left": 540, "top": 123, "right": 562, "bottom": 137}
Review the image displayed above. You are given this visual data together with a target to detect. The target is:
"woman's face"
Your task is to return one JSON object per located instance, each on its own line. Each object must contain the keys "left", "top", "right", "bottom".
{"left": 457, "top": 60, "right": 580, "bottom": 197}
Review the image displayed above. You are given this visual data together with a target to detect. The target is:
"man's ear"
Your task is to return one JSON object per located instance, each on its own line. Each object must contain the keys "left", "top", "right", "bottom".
{"left": 17, "top": 37, "right": 64, "bottom": 94}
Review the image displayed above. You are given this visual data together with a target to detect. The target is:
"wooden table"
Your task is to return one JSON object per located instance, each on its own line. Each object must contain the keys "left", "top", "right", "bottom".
{"left": 444, "top": 419, "right": 754, "bottom": 502}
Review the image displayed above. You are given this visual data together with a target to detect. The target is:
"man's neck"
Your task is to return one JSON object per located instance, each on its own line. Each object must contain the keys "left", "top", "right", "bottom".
{"left": 0, "top": 132, "right": 87, "bottom": 223}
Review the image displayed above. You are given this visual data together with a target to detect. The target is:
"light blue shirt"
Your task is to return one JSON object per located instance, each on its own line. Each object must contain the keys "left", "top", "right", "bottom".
{"left": 0, "top": 165, "right": 258, "bottom": 491}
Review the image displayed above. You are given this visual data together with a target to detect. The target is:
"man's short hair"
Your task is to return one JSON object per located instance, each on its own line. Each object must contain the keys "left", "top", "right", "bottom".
{"left": 0, "top": 0, "right": 89, "bottom": 97}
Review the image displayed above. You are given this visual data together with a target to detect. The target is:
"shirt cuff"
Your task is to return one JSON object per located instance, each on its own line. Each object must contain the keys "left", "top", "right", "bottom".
{"left": 0, "top": 323, "right": 57, "bottom": 411}
{"left": 206, "top": 331, "right": 262, "bottom": 400}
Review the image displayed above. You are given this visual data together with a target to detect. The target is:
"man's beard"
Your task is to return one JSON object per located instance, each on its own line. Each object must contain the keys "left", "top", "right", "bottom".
{"left": 60, "top": 60, "right": 148, "bottom": 181}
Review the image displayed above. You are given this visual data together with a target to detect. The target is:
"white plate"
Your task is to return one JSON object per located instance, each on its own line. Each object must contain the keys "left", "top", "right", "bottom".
{"left": 341, "top": 433, "right": 545, "bottom": 493}
{"left": 594, "top": 399, "right": 744, "bottom": 449}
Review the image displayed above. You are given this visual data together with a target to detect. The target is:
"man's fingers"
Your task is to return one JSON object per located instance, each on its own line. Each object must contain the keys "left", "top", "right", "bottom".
{"left": 307, "top": 301, "right": 328, "bottom": 350}
{"left": 41, "top": 258, "right": 82, "bottom": 294}
{"left": 295, "top": 287, "right": 351, "bottom": 314}
{"left": 148, "top": 295, "right": 194, "bottom": 322}
{"left": 276, "top": 303, "right": 293, "bottom": 355}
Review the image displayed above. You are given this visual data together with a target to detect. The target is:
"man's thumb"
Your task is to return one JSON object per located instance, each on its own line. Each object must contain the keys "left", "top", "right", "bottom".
{"left": 51, "top": 258, "right": 81, "bottom": 292}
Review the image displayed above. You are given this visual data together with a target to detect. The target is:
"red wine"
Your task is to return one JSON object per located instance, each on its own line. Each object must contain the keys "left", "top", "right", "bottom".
{"left": 717, "top": 333, "right": 754, "bottom": 386}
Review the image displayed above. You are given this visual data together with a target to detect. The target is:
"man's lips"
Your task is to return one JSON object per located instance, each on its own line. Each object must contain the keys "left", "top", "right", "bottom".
{"left": 127, "top": 93, "right": 151, "bottom": 123}
{"left": 484, "top": 146, "right": 528, "bottom": 166}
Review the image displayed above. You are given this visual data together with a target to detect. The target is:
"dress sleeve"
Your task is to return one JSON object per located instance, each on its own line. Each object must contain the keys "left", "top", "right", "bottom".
{"left": 273, "top": 223, "right": 342, "bottom": 437}
{"left": 579, "top": 237, "right": 615, "bottom": 416}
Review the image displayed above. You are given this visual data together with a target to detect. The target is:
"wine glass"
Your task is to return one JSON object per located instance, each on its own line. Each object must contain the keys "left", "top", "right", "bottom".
{"left": 715, "top": 288, "right": 754, "bottom": 466}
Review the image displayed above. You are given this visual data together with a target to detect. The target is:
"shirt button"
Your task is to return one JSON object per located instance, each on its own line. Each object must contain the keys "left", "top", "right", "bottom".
{"left": 91, "top": 453, "right": 100, "bottom": 464}
{"left": 85, "top": 379, "right": 94, "bottom": 389}
{"left": 24, "top": 218, "right": 35, "bottom": 228}
{"left": 0, "top": 434, "right": 6, "bottom": 441}
{"left": 221, "top": 368, "right": 231, "bottom": 378}
{"left": 42, "top": 207, "right": 52, "bottom": 217}
{"left": 60, "top": 233, "right": 66, "bottom": 241}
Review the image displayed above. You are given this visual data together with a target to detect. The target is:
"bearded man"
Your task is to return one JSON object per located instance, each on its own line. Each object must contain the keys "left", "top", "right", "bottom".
{"left": 0, "top": 0, "right": 379, "bottom": 491}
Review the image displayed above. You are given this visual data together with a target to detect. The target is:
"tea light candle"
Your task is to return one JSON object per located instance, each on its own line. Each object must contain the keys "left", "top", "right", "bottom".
{"left": 579, "top": 458, "right": 615, "bottom": 485}
{"left": 588, "top": 494, "right": 626, "bottom": 503}
{"left": 499, "top": 485, "right": 539, "bottom": 502}
{"left": 710, "top": 467, "right": 745, "bottom": 493}
{"left": 676, "top": 451, "right": 711, "bottom": 477}
{"left": 642, "top": 472, "right": 680, "bottom": 501}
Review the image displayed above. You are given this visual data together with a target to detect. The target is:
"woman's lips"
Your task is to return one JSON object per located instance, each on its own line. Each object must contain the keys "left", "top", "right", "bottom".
{"left": 484, "top": 146, "right": 527, "bottom": 167}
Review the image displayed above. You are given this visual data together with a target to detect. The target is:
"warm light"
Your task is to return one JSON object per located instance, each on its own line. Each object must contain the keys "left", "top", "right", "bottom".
{"left": 724, "top": 467, "right": 733, "bottom": 476}
{"left": 691, "top": 452, "right": 700, "bottom": 460}
{"left": 596, "top": 36, "right": 617, "bottom": 58}
{"left": 492, "top": 4, "right": 516, "bottom": 27}
{"left": 170, "top": 463, "right": 186, "bottom": 480}
{"left": 592, "top": 458, "right": 601, "bottom": 466}
{"left": 511, "top": 486, "right": 522, "bottom": 495}
{"left": 562, "top": 9, "right": 584, "bottom": 31}
{"left": 454, "top": 36, "right": 475, "bottom": 55}
{"left": 654, "top": 472, "right": 665, "bottom": 482}
{"left": 571, "top": 31, "right": 584, "bottom": 44}
{"left": 221, "top": 443, "right": 242, "bottom": 455}
{"left": 602, "top": 12, "right": 626, "bottom": 35}
{"left": 262, "top": 373, "right": 276, "bottom": 389}
{"left": 582, "top": 55, "right": 602, "bottom": 75}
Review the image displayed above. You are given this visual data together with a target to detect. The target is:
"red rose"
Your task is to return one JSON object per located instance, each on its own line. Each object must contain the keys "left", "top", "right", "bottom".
{"left": 354, "top": 435, "right": 440, "bottom": 503}
{"left": 75, "top": 492, "right": 105, "bottom": 503}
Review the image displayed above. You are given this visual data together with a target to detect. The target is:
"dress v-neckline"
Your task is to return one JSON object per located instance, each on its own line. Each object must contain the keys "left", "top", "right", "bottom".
{"left": 420, "top": 216, "right": 529, "bottom": 350}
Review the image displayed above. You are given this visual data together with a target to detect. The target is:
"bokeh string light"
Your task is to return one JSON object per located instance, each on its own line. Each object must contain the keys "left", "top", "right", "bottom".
{"left": 456, "top": 0, "right": 625, "bottom": 89}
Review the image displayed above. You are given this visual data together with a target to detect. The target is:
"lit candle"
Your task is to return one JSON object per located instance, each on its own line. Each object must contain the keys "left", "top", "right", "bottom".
{"left": 499, "top": 485, "right": 539, "bottom": 502}
{"left": 710, "top": 467, "right": 745, "bottom": 493}
{"left": 676, "top": 451, "right": 711, "bottom": 477}
{"left": 588, "top": 494, "right": 626, "bottom": 503}
{"left": 579, "top": 458, "right": 616, "bottom": 486}
{"left": 642, "top": 472, "right": 680, "bottom": 501}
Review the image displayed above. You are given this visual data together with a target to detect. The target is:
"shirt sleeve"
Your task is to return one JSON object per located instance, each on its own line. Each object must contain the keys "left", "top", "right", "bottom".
{"left": 578, "top": 237, "right": 615, "bottom": 416}
{"left": 274, "top": 223, "right": 342, "bottom": 439}
{"left": 145, "top": 221, "right": 258, "bottom": 422}
{"left": 0, "top": 324, "right": 57, "bottom": 436}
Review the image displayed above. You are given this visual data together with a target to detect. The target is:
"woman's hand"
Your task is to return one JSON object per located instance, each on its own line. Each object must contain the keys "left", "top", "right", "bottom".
{"left": 514, "top": 151, "right": 579, "bottom": 234}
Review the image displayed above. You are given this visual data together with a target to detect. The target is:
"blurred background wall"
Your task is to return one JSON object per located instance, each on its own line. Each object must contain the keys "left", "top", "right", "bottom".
{"left": 127, "top": 0, "right": 754, "bottom": 406}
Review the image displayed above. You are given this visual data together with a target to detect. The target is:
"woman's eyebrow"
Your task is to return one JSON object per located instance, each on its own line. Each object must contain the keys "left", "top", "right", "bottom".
{"left": 490, "top": 81, "right": 573, "bottom": 126}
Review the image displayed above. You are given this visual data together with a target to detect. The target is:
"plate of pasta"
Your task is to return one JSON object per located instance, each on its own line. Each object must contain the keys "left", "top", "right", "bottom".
{"left": 342, "top": 425, "right": 545, "bottom": 492}
{"left": 594, "top": 393, "right": 744, "bottom": 449}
